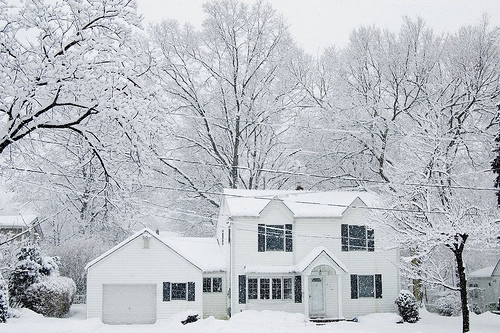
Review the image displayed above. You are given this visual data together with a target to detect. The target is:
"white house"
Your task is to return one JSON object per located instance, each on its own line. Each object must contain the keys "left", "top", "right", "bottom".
{"left": 468, "top": 259, "right": 500, "bottom": 313}
{"left": 86, "top": 189, "right": 400, "bottom": 324}
{"left": 217, "top": 189, "right": 400, "bottom": 320}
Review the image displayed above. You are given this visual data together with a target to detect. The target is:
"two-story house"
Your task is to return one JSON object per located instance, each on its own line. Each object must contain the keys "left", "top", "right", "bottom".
{"left": 217, "top": 189, "right": 399, "bottom": 320}
{"left": 85, "top": 189, "right": 399, "bottom": 324}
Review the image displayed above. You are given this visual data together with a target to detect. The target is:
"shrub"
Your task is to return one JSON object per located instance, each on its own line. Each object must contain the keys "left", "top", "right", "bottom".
{"left": 434, "top": 293, "right": 461, "bottom": 316}
{"left": 395, "top": 290, "right": 419, "bottom": 323}
{"left": 25, "top": 277, "right": 76, "bottom": 317}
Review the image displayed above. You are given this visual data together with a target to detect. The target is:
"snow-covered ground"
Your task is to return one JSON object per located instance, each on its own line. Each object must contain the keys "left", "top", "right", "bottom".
{"left": 2, "top": 305, "right": 500, "bottom": 333}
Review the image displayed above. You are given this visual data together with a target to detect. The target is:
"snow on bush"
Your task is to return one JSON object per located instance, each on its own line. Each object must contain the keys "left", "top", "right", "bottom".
{"left": 434, "top": 293, "right": 461, "bottom": 317}
{"left": 0, "top": 273, "right": 8, "bottom": 323}
{"left": 25, "top": 277, "right": 76, "bottom": 318}
{"left": 395, "top": 290, "right": 419, "bottom": 323}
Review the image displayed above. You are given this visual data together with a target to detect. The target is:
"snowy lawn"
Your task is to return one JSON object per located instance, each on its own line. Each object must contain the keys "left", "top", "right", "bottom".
{"left": 2, "top": 304, "right": 500, "bottom": 333}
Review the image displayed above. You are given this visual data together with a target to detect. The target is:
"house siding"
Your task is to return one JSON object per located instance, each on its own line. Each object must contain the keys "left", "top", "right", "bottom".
{"left": 87, "top": 234, "right": 203, "bottom": 321}
{"left": 202, "top": 272, "right": 228, "bottom": 319}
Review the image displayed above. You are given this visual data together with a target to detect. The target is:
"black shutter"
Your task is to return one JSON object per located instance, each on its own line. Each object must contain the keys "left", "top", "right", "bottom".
{"left": 239, "top": 275, "right": 246, "bottom": 304}
{"left": 294, "top": 275, "right": 302, "bottom": 303}
{"left": 285, "top": 224, "right": 293, "bottom": 252}
{"left": 375, "top": 274, "right": 382, "bottom": 298}
{"left": 163, "top": 282, "right": 170, "bottom": 301}
{"left": 258, "top": 224, "right": 265, "bottom": 252}
{"left": 341, "top": 224, "right": 348, "bottom": 251}
{"left": 188, "top": 282, "right": 195, "bottom": 301}
{"left": 350, "top": 274, "right": 358, "bottom": 299}
{"left": 367, "top": 228, "right": 375, "bottom": 252}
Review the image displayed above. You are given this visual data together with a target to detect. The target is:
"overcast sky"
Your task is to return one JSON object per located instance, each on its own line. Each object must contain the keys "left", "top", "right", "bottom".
{"left": 137, "top": 0, "right": 499, "bottom": 55}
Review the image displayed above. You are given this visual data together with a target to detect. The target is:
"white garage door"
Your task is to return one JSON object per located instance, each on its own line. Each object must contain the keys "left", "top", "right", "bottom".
{"left": 102, "top": 284, "right": 156, "bottom": 324}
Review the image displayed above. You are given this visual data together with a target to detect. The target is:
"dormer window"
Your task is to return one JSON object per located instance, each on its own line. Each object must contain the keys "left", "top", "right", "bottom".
{"left": 258, "top": 224, "right": 292, "bottom": 252}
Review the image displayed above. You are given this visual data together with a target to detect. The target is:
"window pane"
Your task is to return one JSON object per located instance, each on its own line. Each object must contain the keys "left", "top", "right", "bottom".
{"left": 358, "top": 275, "right": 374, "bottom": 297}
{"left": 260, "top": 278, "right": 270, "bottom": 299}
{"left": 172, "top": 283, "right": 187, "bottom": 300}
{"left": 266, "top": 225, "right": 284, "bottom": 251}
{"left": 203, "top": 278, "right": 212, "bottom": 292}
{"left": 213, "top": 277, "right": 222, "bottom": 292}
{"left": 349, "top": 225, "right": 366, "bottom": 251}
{"left": 248, "top": 278, "right": 258, "bottom": 300}
{"left": 284, "top": 278, "right": 293, "bottom": 300}
{"left": 272, "top": 278, "right": 282, "bottom": 299}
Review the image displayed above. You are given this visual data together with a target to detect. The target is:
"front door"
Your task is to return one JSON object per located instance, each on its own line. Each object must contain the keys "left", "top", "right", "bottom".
{"left": 309, "top": 277, "right": 324, "bottom": 317}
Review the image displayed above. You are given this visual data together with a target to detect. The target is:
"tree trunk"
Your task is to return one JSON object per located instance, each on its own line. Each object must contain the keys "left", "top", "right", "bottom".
{"left": 452, "top": 234, "right": 469, "bottom": 333}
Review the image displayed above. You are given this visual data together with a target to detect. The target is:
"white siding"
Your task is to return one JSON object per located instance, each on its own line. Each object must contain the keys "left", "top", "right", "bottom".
{"left": 202, "top": 272, "right": 228, "bottom": 319}
{"left": 87, "top": 233, "right": 203, "bottom": 321}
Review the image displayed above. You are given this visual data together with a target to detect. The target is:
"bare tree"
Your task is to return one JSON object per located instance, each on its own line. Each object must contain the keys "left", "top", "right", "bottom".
{"left": 148, "top": 0, "right": 298, "bottom": 210}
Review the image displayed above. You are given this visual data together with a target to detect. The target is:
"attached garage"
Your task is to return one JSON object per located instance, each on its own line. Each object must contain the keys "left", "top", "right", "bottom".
{"left": 86, "top": 229, "right": 206, "bottom": 323}
{"left": 102, "top": 284, "right": 156, "bottom": 324}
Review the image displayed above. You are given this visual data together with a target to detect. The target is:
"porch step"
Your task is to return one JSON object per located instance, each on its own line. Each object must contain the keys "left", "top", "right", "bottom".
{"left": 309, "top": 317, "right": 345, "bottom": 325}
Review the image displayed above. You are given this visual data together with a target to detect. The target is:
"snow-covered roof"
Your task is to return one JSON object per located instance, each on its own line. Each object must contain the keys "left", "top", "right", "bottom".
{"left": 157, "top": 235, "right": 225, "bottom": 272}
{"left": 244, "top": 246, "right": 347, "bottom": 274}
{"left": 223, "top": 189, "right": 377, "bottom": 218}
{"left": 469, "top": 265, "right": 495, "bottom": 278}
{"left": 0, "top": 214, "right": 38, "bottom": 228}
{"left": 85, "top": 228, "right": 225, "bottom": 272}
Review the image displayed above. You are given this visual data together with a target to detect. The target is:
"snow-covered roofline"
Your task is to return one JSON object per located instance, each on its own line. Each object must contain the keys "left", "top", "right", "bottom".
{"left": 0, "top": 214, "right": 38, "bottom": 227}
{"left": 85, "top": 228, "right": 226, "bottom": 272}
{"left": 222, "top": 189, "right": 377, "bottom": 218}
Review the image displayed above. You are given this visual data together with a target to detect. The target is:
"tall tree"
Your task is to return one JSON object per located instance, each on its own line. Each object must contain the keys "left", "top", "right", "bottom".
{"left": 148, "top": 0, "right": 298, "bottom": 212}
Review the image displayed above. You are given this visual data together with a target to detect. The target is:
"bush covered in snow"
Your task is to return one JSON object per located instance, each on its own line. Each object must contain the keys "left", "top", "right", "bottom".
{"left": 24, "top": 277, "right": 76, "bottom": 318}
{"left": 8, "top": 244, "right": 76, "bottom": 317}
{"left": 434, "top": 293, "right": 461, "bottom": 317}
{"left": 395, "top": 290, "right": 419, "bottom": 323}
{"left": 0, "top": 273, "right": 8, "bottom": 323}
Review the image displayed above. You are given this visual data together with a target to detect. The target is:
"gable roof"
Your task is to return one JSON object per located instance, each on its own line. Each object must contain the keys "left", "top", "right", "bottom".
{"left": 223, "top": 189, "right": 377, "bottom": 218}
{"left": 85, "top": 228, "right": 225, "bottom": 272}
{"left": 157, "top": 235, "right": 225, "bottom": 272}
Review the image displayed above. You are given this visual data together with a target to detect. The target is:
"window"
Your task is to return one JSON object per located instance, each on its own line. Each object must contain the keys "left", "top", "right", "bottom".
{"left": 213, "top": 277, "right": 222, "bottom": 292}
{"left": 248, "top": 278, "right": 258, "bottom": 300}
{"left": 341, "top": 224, "right": 374, "bottom": 251}
{"left": 172, "top": 283, "right": 187, "bottom": 300}
{"left": 272, "top": 278, "right": 282, "bottom": 299}
{"left": 203, "top": 278, "right": 212, "bottom": 292}
{"left": 163, "top": 282, "right": 195, "bottom": 301}
{"left": 258, "top": 224, "right": 293, "bottom": 252}
{"left": 350, "top": 274, "right": 382, "bottom": 299}
{"left": 203, "top": 277, "right": 223, "bottom": 292}
{"left": 260, "top": 278, "right": 270, "bottom": 299}
{"left": 242, "top": 277, "right": 299, "bottom": 302}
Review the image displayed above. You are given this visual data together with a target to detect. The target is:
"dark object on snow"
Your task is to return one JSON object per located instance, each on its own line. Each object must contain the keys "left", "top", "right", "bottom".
{"left": 395, "top": 290, "right": 419, "bottom": 323}
{"left": 181, "top": 314, "right": 199, "bottom": 325}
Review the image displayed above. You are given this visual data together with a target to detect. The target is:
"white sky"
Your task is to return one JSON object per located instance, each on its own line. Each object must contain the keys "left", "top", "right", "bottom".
{"left": 136, "top": 0, "right": 500, "bottom": 55}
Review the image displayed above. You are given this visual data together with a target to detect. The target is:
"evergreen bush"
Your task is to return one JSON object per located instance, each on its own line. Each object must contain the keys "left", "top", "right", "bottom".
{"left": 395, "top": 290, "right": 419, "bottom": 323}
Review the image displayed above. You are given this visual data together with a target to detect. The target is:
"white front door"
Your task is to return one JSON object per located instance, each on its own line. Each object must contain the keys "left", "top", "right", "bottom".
{"left": 309, "top": 277, "right": 324, "bottom": 316}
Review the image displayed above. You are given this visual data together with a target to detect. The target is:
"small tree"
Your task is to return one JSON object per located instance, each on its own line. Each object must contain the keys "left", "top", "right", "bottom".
{"left": 395, "top": 290, "right": 419, "bottom": 323}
